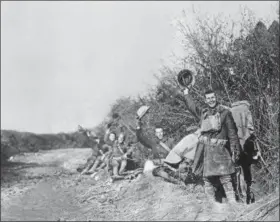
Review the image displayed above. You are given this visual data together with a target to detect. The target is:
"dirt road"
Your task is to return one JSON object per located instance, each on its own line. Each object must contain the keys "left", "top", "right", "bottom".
{"left": 1, "top": 148, "right": 279, "bottom": 221}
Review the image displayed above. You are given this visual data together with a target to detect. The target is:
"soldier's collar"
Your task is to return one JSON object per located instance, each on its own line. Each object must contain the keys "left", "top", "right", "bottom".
{"left": 203, "top": 103, "right": 224, "bottom": 115}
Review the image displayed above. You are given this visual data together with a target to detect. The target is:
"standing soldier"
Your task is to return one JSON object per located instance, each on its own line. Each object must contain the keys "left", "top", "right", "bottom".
{"left": 176, "top": 69, "right": 241, "bottom": 204}
{"left": 231, "top": 99, "right": 259, "bottom": 204}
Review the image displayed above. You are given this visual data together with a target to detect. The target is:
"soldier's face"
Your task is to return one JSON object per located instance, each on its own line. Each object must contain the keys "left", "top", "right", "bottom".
{"left": 155, "top": 128, "right": 164, "bottom": 140}
{"left": 205, "top": 93, "right": 217, "bottom": 108}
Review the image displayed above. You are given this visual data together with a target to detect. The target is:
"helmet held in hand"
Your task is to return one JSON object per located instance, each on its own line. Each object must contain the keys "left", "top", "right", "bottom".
{"left": 136, "top": 105, "right": 150, "bottom": 120}
{"left": 177, "top": 69, "right": 195, "bottom": 88}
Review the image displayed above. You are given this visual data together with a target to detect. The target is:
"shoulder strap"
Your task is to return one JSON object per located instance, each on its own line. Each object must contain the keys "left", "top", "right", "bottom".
{"left": 117, "top": 143, "right": 125, "bottom": 154}
{"left": 159, "top": 141, "right": 171, "bottom": 152}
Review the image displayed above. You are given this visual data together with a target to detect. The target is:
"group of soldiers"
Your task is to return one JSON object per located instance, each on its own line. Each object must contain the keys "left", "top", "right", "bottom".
{"left": 77, "top": 126, "right": 137, "bottom": 180}
{"left": 77, "top": 69, "right": 261, "bottom": 205}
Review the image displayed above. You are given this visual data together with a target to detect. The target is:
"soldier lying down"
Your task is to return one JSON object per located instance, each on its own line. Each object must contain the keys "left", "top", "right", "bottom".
{"left": 134, "top": 115, "right": 201, "bottom": 185}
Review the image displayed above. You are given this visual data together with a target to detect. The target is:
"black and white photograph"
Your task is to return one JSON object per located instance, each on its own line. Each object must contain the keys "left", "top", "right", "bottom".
{"left": 1, "top": 1, "right": 279, "bottom": 221}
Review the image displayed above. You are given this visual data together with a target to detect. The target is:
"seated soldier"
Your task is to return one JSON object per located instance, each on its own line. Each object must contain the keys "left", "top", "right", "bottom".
{"left": 133, "top": 107, "right": 200, "bottom": 184}
{"left": 111, "top": 132, "right": 129, "bottom": 176}
{"left": 87, "top": 143, "right": 110, "bottom": 173}
{"left": 77, "top": 129, "right": 106, "bottom": 175}
{"left": 132, "top": 106, "right": 174, "bottom": 164}
{"left": 89, "top": 143, "right": 111, "bottom": 177}
{"left": 104, "top": 128, "right": 129, "bottom": 179}
{"left": 134, "top": 118, "right": 187, "bottom": 182}
{"left": 135, "top": 119, "right": 174, "bottom": 165}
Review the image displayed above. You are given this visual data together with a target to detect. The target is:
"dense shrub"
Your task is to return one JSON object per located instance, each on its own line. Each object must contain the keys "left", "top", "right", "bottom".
{"left": 94, "top": 9, "right": 279, "bottom": 193}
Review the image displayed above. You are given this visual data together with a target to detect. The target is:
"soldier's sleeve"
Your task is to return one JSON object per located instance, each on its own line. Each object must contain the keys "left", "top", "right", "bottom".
{"left": 184, "top": 94, "right": 203, "bottom": 120}
{"left": 106, "top": 149, "right": 113, "bottom": 159}
{"left": 225, "top": 110, "right": 241, "bottom": 156}
{"left": 247, "top": 110, "right": 255, "bottom": 135}
{"left": 167, "top": 137, "right": 175, "bottom": 149}
{"left": 136, "top": 127, "right": 158, "bottom": 150}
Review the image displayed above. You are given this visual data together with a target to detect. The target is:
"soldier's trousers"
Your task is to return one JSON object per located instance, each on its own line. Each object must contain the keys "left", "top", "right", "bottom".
{"left": 239, "top": 136, "right": 257, "bottom": 187}
{"left": 204, "top": 174, "right": 236, "bottom": 203}
{"left": 238, "top": 136, "right": 258, "bottom": 203}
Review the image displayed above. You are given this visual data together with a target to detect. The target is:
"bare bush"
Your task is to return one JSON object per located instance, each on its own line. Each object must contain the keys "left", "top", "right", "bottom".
{"left": 175, "top": 8, "right": 279, "bottom": 193}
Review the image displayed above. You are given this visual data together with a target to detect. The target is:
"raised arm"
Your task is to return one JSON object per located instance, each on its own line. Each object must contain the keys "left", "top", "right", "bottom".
{"left": 135, "top": 119, "right": 158, "bottom": 149}
{"left": 136, "top": 126, "right": 158, "bottom": 150}
{"left": 182, "top": 89, "right": 203, "bottom": 121}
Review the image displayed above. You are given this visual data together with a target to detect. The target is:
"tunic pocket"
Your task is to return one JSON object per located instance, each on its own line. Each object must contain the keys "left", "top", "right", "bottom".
{"left": 213, "top": 144, "right": 232, "bottom": 163}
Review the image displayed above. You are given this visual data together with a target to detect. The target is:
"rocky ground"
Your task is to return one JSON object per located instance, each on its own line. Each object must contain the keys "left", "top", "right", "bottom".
{"left": 1, "top": 148, "right": 279, "bottom": 221}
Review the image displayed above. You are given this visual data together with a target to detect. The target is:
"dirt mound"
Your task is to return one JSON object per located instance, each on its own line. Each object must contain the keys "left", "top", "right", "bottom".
{"left": 2, "top": 149, "right": 278, "bottom": 221}
{"left": 79, "top": 171, "right": 279, "bottom": 221}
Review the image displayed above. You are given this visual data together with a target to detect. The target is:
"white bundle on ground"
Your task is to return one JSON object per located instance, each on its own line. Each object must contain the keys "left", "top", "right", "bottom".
{"left": 165, "top": 130, "right": 200, "bottom": 164}
{"left": 143, "top": 160, "right": 157, "bottom": 175}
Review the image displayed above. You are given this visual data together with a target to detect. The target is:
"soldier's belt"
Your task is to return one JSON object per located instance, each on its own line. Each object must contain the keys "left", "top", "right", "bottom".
{"left": 199, "top": 136, "right": 227, "bottom": 146}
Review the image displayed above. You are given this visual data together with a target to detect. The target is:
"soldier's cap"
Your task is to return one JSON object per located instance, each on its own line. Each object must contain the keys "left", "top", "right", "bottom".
{"left": 136, "top": 105, "right": 150, "bottom": 119}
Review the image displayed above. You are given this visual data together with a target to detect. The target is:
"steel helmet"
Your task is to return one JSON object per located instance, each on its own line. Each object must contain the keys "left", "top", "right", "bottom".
{"left": 177, "top": 69, "right": 195, "bottom": 88}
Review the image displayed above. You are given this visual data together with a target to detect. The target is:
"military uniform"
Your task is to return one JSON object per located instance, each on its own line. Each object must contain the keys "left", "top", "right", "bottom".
{"left": 184, "top": 94, "right": 241, "bottom": 203}
{"left": 77, "top": 135, "right": 104, "bottom": 173}
{"left": 231, "top": 100, "right": 257, "bottom": 203}
{"left": 135, "top": 125, "right": 173, "bottom": 161}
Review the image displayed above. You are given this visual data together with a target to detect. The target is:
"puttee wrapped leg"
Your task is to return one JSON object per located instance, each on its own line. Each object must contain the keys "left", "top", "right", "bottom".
{"left": 204, "top": 177, "right": 216, "bottom": 202}
{"left": 220, "top": 174, "right": 237, "bottom": 203}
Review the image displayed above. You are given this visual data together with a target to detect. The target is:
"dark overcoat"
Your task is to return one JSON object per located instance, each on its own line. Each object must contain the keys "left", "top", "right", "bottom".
{"left": 184, "top": 95, "right": 241, "bottom": 177}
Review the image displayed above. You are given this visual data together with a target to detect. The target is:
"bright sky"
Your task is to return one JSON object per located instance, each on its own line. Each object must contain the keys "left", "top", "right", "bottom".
{"left": 1, "top": 1, "right": 278, "bottom": 134}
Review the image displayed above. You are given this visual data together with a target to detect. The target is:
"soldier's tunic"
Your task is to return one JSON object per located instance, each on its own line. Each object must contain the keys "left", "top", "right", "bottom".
{"left": 135, "top": 127, "right": 174, "bottom": 160}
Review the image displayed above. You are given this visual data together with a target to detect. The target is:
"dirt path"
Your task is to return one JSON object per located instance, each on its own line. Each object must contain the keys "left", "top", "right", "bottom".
{"left": 1, "top": 148, "right": 279, "bottom": 221}
{"left": 1, "top": 149, "right": 92, "bottom": 221}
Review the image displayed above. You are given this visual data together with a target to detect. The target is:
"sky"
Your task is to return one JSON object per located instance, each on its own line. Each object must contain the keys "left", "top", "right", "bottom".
{"left": 1, "top": 1, "right": 278, "bottom": 134}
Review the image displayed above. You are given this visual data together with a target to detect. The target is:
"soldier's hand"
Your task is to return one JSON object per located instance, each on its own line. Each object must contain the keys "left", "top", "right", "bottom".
{"left": 253, "top": 151, "right": 261, "bottom": 160}
{"left": 183, "top": 88, "right": 189, "bottom": 95}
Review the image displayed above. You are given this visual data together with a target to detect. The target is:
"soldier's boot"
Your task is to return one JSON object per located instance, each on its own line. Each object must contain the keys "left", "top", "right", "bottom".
{"left": 221, "top": 175, "right": 237, "bottom": 204}
{"left": 246, "top": 184, "right": 255, "bottom": 204}
{"left": 153, "top": 166, "right": 180, "bottom": 184}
